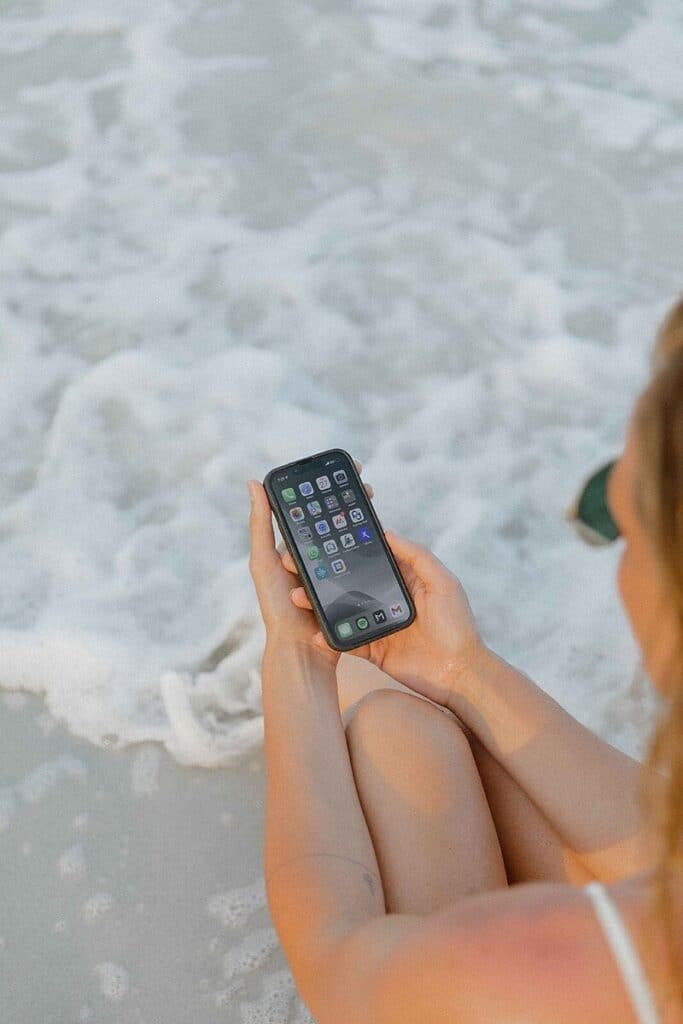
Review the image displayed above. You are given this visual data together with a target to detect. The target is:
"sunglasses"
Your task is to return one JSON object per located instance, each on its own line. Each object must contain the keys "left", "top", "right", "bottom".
{"left": 565, "top": 459, "right": 621, "bottom": 546}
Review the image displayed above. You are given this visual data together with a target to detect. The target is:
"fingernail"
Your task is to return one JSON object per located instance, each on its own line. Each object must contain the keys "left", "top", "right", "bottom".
{"left": 247, "top": 480, "right": 256, "bottom": 502}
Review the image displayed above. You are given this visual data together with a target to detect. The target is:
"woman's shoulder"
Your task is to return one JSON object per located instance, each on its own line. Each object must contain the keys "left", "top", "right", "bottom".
{"left": 375, "top": 877, "right": 676, "bottom": 1023}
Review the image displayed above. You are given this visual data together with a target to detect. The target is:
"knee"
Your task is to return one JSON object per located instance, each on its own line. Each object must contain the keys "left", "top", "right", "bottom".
{"left": 344, "top": 688, "right": 472, "bottom": 765}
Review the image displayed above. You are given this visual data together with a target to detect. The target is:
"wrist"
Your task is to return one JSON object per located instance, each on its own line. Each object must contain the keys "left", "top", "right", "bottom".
{"left": 263, "top": 636, "right": 339, "bottom": 681}
{"left": 441, "top": 640, "right": 493, "bottom": 713}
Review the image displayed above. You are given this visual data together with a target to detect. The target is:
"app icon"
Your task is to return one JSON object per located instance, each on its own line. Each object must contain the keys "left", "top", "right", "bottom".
{"left": 332, "top": 512, "right": 347, "bottom": 530}
{"left": 315, "top": 565, "right": 329, "bottom": 579}
{"left": 341, "top": 488, "right": 356, "bottom": 504}
{"left": 389, "top": 603, "right": 403, "bottom": 618}
{"left": 315, "top": 520, "right": 331, "bottom": 536}
{"left": 331, "top": 558, "right": 346, "bottom": 574}
{"left": 323, "top": 539, "right": 338, "bottom": 554}
{"left": 290, "top": 506, "right": 305, "bottom": 522}
{"left": 306, "top": 545, "right": 320, "bottom": 560}
{"left": 297, "top": 526, "right": 313, "bottom": 541}
{"left": 282, "top": 487, "right": 296, "bottom": 503}
{"left": 333, "top": 469, "right": 348, "bottom": 485}
{"left": 299, "top": 481, "right": 314, "bottom": 497}
{"left": 324, "top": 495, "right": 340, "bottom": 511}
{"left": 340, "top": 533, "right": 356, "bottom": 549}
{"left": 316, "top": 475, "right": 331, "bottom": 490}
{"left": 355, "top": 616, "right": 369, "bottom": 630}
{"left": 373, "top": 609, "right": 387, "bottom": 624}
{"left": 356, "top": 526, "right": 372, "bottom": 543}
{"left": 336, "top": 621, "right": 353, "bottom": 638}
{"left": 307, "top": 500, "right": 322, "bottom": 516}
{"left": 349, "top": 507, "right": 364, "bottom": 523}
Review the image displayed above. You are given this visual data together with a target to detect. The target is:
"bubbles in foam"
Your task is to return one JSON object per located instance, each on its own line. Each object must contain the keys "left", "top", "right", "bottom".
{"left": 94, "top": 962, "right": 129, "bottom": 1002}
{"left": 83, "top": 892, "right": 114, "bottom": 922}
{"left": 57, "top": 842, "right": 87, "bottom": 880}
{"left": 238, "top": 969, "right": 296, "bottom": 1024}
{"left": 207, "top": 877, "right": 266, "bottom": 930}
{"left": 223, "top": 927, "right": 279, "bottom": 982}
{"left": 214, "top": 978, "right": 247, "bottom": 1008}
{"left": 291, "top": 1000, "right": 316, "bottom": 1024}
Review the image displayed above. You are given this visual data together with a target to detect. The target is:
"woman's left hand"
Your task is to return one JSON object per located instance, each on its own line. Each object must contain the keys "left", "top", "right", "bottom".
{"left": 247, "top": 459, "right": 374, "bottom": 669}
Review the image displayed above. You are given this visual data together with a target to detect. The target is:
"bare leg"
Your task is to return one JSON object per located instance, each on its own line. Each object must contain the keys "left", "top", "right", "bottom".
{"left": 344, "top": 688, "right": 508, "bottom": 914}
{"left": 338, "top": 654, "right": 594, "bottom": 891}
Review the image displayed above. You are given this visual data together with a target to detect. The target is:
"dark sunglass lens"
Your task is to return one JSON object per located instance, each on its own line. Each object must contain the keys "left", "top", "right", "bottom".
{"left": 575, "top": 460, "right": 621, "bottom": 543}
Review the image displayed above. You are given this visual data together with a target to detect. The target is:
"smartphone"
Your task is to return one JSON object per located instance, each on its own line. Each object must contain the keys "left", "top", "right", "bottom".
{"left": 263, "top": 448, "right": 416, "bottom": 652}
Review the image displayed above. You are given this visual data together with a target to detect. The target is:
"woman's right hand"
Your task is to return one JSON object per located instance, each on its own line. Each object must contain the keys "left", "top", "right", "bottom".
{"left": 280, "top": 528, "right": 489, "bottom": 709}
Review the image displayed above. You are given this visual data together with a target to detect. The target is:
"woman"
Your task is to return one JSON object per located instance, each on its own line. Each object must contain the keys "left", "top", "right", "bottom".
{"left": 247, "top": 295, "right": 683, "bottom": 1023}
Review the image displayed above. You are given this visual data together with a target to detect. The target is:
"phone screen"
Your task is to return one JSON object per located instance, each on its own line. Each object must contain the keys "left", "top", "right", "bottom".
{"left": 264, "top": 449, "right": 415, "bottom": 648}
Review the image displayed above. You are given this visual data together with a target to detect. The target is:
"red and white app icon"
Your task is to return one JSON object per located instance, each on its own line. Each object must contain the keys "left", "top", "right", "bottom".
{"left": 389, "top": 603, "right": 403, "bottom": 618}
{"left": 332, "top": 512, "right": 347, "bottom": 530}
{"left": 290, "top": 506, "right": 305, "bottom": 522}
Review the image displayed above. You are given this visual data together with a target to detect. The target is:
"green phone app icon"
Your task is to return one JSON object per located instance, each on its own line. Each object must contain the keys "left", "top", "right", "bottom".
{"left": 282, "top": 487, "right": 296, "bottom": 503}
{"left": 307, "top": 545, "right": 320, "bottom": 560}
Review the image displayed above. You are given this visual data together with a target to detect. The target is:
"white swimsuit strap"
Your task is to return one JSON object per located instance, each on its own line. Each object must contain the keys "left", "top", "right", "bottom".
{"left": 584, "top": 881, "right": 661, "bottom": 1024}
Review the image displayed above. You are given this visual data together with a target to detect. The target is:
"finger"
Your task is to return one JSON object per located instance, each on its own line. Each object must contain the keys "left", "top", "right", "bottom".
{"left": 281, "top": 550, "right": 299, "bottom": 574}
{"left": 290, "top": 586, "right": 312, "bottom": 609}
{"left": 353, "top": 458, "right": 362, "bottom": 474}
{"left": 312, "top": 630, "right": 334, "bottom": 653}
{"left": 384, "top": 528, "right": 446, "bottom": 574}
{"left": 364, "top": 482, "right": 374, "bottom": 498}
{"left": 248, "top": 480, "right": 280, "bottom": 575}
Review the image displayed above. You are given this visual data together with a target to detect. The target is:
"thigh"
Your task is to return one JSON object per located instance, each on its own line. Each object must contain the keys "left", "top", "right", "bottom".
{"left": 344, "top": 688, "right": 508, "bottom": 915}
{"left": 460, "top": 722, "right": 595, "bottom": 886}
{"left": 337, "top": 654, "right": 594, "bottom": 887}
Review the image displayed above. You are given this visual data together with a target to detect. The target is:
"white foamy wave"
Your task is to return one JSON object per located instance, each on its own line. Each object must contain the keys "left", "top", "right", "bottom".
{"left": 207, "top": 877, "right": 267, "bottom": 931}
{"left": 0, "top": 0, "right": 679, "bottom": 770}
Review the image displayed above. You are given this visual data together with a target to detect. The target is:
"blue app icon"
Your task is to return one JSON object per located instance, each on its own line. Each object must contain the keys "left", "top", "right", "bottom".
{"left": 299, "top": 481, "right": 314, "bottom": 497}
{"left": 356, "top": 526, "right": 372, "bottom": 543}
{"left": 314, "top": 565, "right": 329, "bottom": 579}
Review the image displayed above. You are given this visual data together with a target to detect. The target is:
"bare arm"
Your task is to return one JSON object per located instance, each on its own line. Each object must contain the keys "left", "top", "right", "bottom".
{"left": 447, "top": 644, "right": 658, "bottom": 881}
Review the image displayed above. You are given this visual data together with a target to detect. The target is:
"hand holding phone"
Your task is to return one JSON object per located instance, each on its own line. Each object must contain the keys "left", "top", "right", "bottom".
{"left": 265, "top": 448, "right": 487, "bottom": 708}
{"left": 263, "top": 449, "right": 416, "bottom": 652}
{"left": 284, "top": 525, "right": 487, "bottom": 709}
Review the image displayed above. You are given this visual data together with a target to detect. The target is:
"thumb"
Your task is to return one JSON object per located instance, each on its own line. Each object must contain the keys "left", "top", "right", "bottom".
{"left": 385, "top": 529, "right": 443, "bottom": 575}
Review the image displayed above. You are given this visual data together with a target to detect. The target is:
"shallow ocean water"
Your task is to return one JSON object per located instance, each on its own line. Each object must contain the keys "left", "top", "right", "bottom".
{"left": 0, "top": 0, "right": 681, "bottom": 1020}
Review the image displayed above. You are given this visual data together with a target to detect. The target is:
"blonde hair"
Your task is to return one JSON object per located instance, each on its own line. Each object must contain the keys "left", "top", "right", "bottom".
{"left": 635, "top": 295, "right": 683, "bottom": 1010}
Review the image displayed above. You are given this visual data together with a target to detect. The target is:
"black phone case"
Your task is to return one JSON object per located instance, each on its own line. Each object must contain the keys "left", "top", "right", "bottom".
{"left": 263, "top": 448, "right": 416, "bottom": 652}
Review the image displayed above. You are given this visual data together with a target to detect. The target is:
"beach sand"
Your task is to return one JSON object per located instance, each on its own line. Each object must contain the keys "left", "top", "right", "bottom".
{"left": 1, "top": 656, "right": 413, "bottom": 1023}
{"left": 0, "top": 689, "right": 278, "bottom": 1023}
